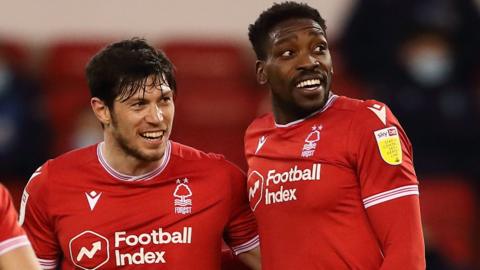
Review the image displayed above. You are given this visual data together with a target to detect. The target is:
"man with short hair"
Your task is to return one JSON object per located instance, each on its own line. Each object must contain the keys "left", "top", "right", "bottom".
{"left": 244, "top": 2, "right": 425, "bottom": 269}
{"left": 21, "top": 38, "right": 260, "bottom": 270}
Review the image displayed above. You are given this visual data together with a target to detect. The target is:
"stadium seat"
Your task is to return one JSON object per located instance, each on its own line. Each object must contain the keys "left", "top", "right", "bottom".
{"left": 161, "top": 40, "right": 254, "bottom": 81}
{"left": 40, "top": 40, "right": 108, "bottom": 154}
{"left": 42, "top": 40, "right": 108, "bottom": 86}
{"left": 420, "top": 175, "right": 477, "bottom": 267}
{"left": 159, "top": 40, "right": 261, "bottom": 170}
{"left": 0, "top": 39, "right": 29, "bottom": 72}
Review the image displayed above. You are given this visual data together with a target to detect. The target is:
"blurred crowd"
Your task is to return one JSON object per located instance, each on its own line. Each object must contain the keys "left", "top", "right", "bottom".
{"left": 0, "top": 0, "right": 479, "bottom": 269}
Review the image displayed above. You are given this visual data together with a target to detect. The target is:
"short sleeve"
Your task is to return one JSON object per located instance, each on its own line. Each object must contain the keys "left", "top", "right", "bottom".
{"left": 349, "top": 100, "right": 419, "bottom": 209}
{"left": 0, "top": 184, "right": 31, "bottom": 256}
{"left": 20, "top": 162, "right": 60, "bottom": 269}
{"left": 222, "top": 162, "right": 259, "bottom": 255}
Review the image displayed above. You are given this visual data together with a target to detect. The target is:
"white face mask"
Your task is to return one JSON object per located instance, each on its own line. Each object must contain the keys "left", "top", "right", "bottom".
{"left": 405, "top": 48, "right": 453, "bottom": 87}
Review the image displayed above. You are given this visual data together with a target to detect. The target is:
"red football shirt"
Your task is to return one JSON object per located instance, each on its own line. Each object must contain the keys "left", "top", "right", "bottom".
{"left": 20, "top": 141, "right": 258, "bottom": 269}
{"left": 245, "top": 95, "right": 421, "bottom": 269}
{"left": 0, "top": 184, "right": 31, "bottom": 257}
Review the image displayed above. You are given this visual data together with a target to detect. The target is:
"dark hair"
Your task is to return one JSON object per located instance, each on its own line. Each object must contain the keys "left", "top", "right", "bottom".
{"left": 86, "top": 38, "right": 176, "bottom": 109}
{"left": 248, "top": 1, "right": 327, "bottom": 60}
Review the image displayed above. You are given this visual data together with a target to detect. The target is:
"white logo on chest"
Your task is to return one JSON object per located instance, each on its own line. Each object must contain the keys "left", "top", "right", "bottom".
{"left": 86, "top": 191, "right": 102, "bottom": 211}
{"left": 301, "top": 125, "right": 322, "bottom": 158}
{"left": 255, "top": 136, "right": 267, "bottom": 154}
{"left": 173, "top": 178, "right": 192, "bottom": 215}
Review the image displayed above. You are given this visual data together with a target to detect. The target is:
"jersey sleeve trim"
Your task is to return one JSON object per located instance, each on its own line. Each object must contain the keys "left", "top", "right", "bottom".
{"left": 231, "top": 235, "right": 260, "bottom": 255}
{"left": 38, "top": 258, "right": 57, "bottom": 269}
{"left": 0, "top": 235, "right": 31, "bottom": 256}
{"left": 363, "top": 185, "right": 419, "bottom": 209}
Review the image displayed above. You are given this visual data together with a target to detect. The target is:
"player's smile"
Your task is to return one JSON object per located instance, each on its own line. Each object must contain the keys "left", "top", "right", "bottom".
{"left": 140, "top": 130, "right": 165, "bottom": 144}
{"left": 292, "top": 72, "right": 327, "bottom": 98}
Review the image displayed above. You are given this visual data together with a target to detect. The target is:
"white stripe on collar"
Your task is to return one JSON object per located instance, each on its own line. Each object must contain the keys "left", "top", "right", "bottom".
{"left": 97, "top": 140, "right": 171, "bottom": 182}
{"left": 274, "top": 94, "right": 338, "bottom": 128}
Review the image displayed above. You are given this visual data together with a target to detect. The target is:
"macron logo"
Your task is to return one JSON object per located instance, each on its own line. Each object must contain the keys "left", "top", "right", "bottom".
{"left": 86, "top": 191, "right": 102, "bottom": 211}
{"left": 255, "top": 136, "right": 267, "bottom": 154}
{"left": 77, "top": 241, "right": 102, "bottom": 261}
{"left": 368, "top": 104, "right": 386, "bottom": 125}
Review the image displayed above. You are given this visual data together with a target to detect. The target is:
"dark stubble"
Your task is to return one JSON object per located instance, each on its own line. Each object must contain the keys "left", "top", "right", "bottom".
{"left": 110, "top": 112, "right": 163, "bottom": 162}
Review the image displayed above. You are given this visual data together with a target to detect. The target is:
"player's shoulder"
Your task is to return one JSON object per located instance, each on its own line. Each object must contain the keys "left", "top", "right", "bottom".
{"left": 26, "top": 145, "right": 98, "bottom": 189}
{"left": 170, "top": 141, "right": 244, "bottom": 175}
{"left": 170, "top": 141, "right": 224, "bottom": 161}
{"left": 246, "top": 112, "right": 274, "bottom": 136}
{"left": 332, "top": 95, "right": 393, "bottom": 124}
{"left": 0, "top": 183, "right": 11, "bottom": 205}
{"left": 330, "top": 95, "right": 382, "bottom": 111}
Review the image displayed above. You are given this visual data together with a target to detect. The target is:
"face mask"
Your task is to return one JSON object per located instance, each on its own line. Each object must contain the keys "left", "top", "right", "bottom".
{"left": 405, "top": 49, "right": 453, "bottom": 87}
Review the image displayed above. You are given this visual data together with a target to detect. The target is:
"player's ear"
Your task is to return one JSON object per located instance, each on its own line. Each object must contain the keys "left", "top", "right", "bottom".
{"left": 256, "top": 60, "right": 267, "bottom": 85}
{"left": 90, "top": 97, "right": 111, "bottom": 126}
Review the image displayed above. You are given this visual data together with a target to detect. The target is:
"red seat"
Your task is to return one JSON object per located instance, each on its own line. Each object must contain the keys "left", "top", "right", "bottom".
{"left": 40, "top": 40, "right": 109, "bottom": 154}
{"left": 420, "top": 175, "right": 477, "bottom": 267}
{"left": 161, "top": 40, "right": 254, "bottom": 81}
{"left": 0, "top": 39, "right": 29, "bottom": 72}
{"left": 42, "top": 40, "right": 108, "bottom": 86}
{"left": 159, "top": 40, "right": 260, "bottom": 170}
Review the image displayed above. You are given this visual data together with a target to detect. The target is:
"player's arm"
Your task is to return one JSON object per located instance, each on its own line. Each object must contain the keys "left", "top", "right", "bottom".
{"left": 366, "top": 195, "right": 424, "bottom": 269}
{"left": 352, "top": 101, "right": 425, "bottom": 269}
{"left": 0, "top": 245, "right": 41, "bottom": 270}
{"left": 237, "top": 246, "right": 261, "bottom": 270}
{"left": 222, "top": 161, "right": 261, "bottom": 269}
{"left": 19, "top": 163, "right": 61, "bottom": 269}
{"left": 0, "top": 184, "right": 41, "bottom": 270}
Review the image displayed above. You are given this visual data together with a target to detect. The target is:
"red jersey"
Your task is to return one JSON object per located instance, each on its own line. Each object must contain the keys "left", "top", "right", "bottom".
{"left": 245, "top": 95, "right": 424, "bottom": 269}
{"left": 0, "top": 184, "right": 31, "bottom": 257}
{"left": 20, "top": 141, "right": 258, "bottom": 270}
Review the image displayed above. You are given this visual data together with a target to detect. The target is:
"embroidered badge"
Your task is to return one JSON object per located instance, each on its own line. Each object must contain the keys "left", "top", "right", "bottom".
{"left": 374, "top": 127, "right": 402, "bottom": 165}
{"left": 174, "top": 178, "right": 192, "bottom": 214}
{"left": 301, "top": 125, "right": 322, "bottom": 158}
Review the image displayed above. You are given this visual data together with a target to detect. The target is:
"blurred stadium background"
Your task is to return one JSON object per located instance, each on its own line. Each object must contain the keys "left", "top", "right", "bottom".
{"left": 0, "top": 0, "right": 479, "bottom": 269}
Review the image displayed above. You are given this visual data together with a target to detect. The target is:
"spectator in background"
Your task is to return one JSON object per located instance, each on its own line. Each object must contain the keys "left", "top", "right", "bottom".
{"left": 0, "top": 49, "right": 50, "bottom": 180}
{"left": 340, "top": 0, "right": 480, "bottom": 179}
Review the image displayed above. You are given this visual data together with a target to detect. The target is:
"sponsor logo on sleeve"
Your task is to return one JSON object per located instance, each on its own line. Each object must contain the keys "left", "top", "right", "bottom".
{"left": 18, "top": 190, "right": 29, "bottom": 225}
{"left": 374, "top": 127, "right": 402, "bottom": 165}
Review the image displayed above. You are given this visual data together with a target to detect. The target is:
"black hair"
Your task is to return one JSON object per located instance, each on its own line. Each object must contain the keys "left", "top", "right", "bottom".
{"left": 86, "top": 38, "right": 176, "bottom": 109}
{"left": 248, "top": 1, "right": 327, "bottom": 60}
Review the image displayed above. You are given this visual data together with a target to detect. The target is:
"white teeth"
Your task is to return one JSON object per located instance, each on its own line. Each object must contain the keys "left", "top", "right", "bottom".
{"left": 142, "top": 131, "right": 163, "bottom": 139}
{"left": 296, "top": 79, "right": 321, "bottom": 88}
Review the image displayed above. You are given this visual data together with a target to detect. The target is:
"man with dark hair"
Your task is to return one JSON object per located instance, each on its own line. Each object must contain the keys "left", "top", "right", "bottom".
{"left": 0, "top": 183, "right": 41, "bottom": 270}
{"left": 245, "top": 2, "right": 425, "bottom": 269}
{"left": 20, "top": 38, "right": 260, "bottom": 270}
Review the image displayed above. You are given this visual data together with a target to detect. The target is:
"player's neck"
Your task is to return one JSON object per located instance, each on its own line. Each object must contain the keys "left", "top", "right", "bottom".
{"left": 101, "top": 140, "right": 164, "bottom": 177}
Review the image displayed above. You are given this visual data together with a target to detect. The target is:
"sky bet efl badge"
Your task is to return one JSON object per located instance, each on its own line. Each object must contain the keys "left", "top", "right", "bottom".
{"left": 374, "top": 127, "right": 402, "bottom": 165}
